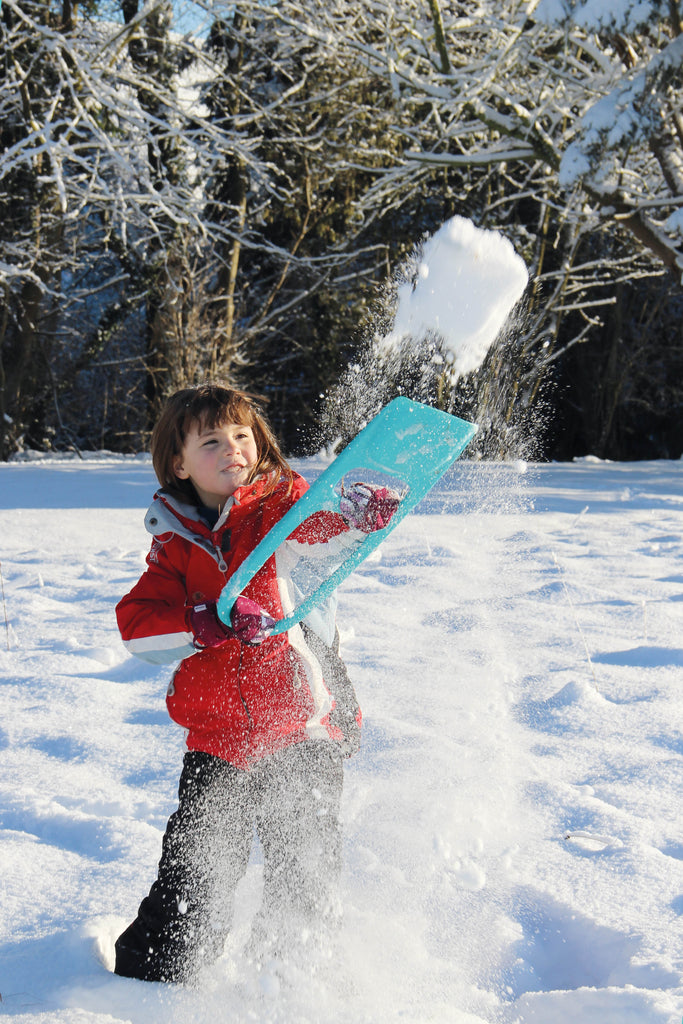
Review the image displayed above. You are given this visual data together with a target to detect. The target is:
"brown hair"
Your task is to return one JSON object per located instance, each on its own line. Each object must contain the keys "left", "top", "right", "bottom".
{"left": 151, "top": 382, "right": 294, "bottom": 502}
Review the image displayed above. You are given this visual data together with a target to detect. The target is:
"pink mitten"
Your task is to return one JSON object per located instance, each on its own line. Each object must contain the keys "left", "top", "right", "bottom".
{"left": 189, "top": 601, "right": 232, "bottom": 650}
{"left": 229, "top": 595, "right": 277, "bottom": 646}
{"left": 340, "top": 482, "right": 401, "bottom": 533}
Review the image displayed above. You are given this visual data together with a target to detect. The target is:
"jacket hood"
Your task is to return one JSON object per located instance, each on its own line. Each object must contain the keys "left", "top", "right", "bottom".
{"left": 143, "top": 474, "right": 302, "bottom": 565}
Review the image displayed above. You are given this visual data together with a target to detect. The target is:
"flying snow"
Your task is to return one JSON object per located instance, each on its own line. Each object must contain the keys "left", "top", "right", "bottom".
{"left": 385, "top": 216, "right": 529, "bottom": 376}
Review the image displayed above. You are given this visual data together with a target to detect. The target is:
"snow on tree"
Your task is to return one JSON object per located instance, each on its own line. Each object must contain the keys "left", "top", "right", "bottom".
{"left": 295, "top": 0, "right": 683, "bottom": 272}
{"left": 1, "top": 0, "right": 682, "bottom": 459}
{"left": 0, "top": 0, "right": 230, "bottom": 451}
{"left": 292, "top": 0, "right": 683, "bottom": 456}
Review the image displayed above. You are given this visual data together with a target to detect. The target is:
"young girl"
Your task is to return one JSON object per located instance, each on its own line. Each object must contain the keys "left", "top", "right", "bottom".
{"left": 113, "top": 382, "right": 398, "bottom": 984}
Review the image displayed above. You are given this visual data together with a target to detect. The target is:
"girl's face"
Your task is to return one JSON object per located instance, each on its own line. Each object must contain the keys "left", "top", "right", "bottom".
{"left": 173, "top": 419, "right": 259, "bottom": 508}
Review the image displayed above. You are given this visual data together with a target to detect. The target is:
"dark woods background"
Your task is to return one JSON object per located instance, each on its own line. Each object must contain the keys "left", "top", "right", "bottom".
{"left": 2, "top": 0, "right": 683, "bottom": 462}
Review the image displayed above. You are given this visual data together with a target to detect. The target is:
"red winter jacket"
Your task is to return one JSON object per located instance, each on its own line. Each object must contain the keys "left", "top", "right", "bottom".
{"left": 116, "top": 472, "right": 359, "bottom": 769}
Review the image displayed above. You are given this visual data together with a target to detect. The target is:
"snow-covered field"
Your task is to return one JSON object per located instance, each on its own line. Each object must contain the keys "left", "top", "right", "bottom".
{"left": 1, "top": 453, "right": 683, "bottom": 1023}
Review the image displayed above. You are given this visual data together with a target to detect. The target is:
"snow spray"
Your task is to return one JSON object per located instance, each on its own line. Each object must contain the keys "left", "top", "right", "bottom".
{"left": 320, "top": 215, "right": 529, "bottom": 454}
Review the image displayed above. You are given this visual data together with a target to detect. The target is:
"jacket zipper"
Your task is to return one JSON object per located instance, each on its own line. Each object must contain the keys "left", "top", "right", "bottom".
{"left": 213, "top": 540, "right": 228, "bottom": 573}
{"left": 235, "top": 646, "right": 254, "bottom": 731}
{"left": 208, "top": 521, "right": 252, "bottom": 729}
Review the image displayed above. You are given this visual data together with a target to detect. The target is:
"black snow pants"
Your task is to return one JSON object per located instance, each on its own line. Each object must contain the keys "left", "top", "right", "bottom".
{"left": 114, "top": 740, "right": 344, "bottom": 984}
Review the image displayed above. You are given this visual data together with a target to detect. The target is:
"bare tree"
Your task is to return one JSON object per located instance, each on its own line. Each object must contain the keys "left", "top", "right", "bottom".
{"left": 2, "top": 0, "right": 682, "bottom": 458}
{"left": 275, "top": 0, "right": 683, "bottom": 456}
{"left": 0, "top": 0, "right": 266, "bottom": 452}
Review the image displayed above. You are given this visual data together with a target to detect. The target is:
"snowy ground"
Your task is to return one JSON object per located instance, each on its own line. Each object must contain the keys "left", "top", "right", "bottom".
{"left": 1, "top": 453, "right": 683, "bottom": 1023}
